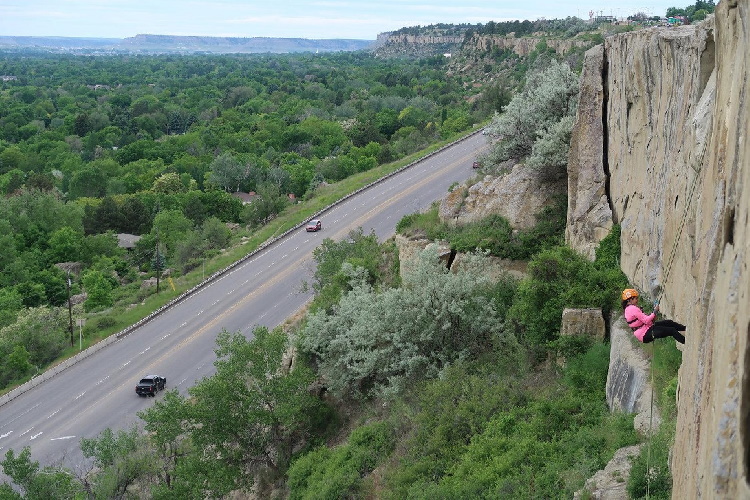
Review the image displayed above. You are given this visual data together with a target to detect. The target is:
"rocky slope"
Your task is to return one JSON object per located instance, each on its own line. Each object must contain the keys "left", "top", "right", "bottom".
{"left": 566, "top": 0, "right": 749, "bottom": 496}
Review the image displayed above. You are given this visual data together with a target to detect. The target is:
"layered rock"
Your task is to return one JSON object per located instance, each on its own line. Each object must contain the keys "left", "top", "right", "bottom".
{"left": 439, "top": 165, "right": 566, "bottom": 229}
{"left": 568, "top": 0, "right": 750, "bottom": 496}
{"left": 560, "top": 308, "right": 606, "bottom": 341}
{"left": 394, "top": 234, "right": 528, "bottom": 280}
{"left": 606, "top": 314, "right": 661, "bottom": 434}
{"left": 473, "top": 34, "right": 591, "bottom": 57}
{"left": 566, "top": 44, "right": 612, "bottom": 261}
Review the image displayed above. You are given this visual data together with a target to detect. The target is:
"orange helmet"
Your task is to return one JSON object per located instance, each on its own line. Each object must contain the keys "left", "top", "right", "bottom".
{"left": 621, "top": 288, "right": 639, "bottom": 301}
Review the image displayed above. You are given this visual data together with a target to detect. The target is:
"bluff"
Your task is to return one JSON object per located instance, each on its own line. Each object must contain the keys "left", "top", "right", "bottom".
{"left": 566, "top": 0, "right": 749, "bottom": 497}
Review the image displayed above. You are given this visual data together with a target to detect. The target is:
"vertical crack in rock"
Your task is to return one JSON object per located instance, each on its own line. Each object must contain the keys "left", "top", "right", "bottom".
{"left": 602, "top": 41, "right": 614, "bottom": 221}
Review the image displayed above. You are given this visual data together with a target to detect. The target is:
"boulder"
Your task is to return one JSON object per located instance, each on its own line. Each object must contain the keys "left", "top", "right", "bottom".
{"left": 606, "top": 313, "right": 661, "bottom": 434}
{"left": 560, "top": 307, "right": 606, "bottom": 341}
{"left": 439, "top": 164, "right": 566, "bottom": 230}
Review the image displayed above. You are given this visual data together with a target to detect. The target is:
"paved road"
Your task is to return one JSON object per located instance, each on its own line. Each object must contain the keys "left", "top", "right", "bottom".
{"left": 0, "top": 132, "right": 489, "bottom": 475}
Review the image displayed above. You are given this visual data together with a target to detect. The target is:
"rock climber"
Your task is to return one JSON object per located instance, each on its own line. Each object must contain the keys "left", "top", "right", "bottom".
{"left": 622, "top": 288, "right": 686, "bottom": 344}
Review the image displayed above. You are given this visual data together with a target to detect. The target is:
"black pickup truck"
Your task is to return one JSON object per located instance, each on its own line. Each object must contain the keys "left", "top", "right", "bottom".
{"left": 135, "top": 375, "right": 166, "bottom": 397}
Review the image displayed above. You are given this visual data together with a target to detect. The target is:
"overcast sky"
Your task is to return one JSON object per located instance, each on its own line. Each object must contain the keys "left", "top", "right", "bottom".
{"left": 1, "top": 1, "right": 687, "bottom": 40}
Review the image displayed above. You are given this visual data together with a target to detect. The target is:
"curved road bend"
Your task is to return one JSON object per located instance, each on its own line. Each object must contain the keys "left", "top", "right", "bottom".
{"left": 0, "top": 132, "right": 489, "bottom": 474}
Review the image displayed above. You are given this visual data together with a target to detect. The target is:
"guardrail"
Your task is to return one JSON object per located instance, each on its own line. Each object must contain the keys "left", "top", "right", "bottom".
{"left": 0, "top": 129, "right": 484, "bottom": 409}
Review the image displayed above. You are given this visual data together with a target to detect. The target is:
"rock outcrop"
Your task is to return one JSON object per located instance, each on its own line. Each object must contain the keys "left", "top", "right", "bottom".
{"left": 567, "top": 0, "right": 750, "bottom": 496}
{"left": 606, "top": 314, "right": 661, "bottom": 434}
{"left": 394, "top": 234, "right": 528, "bottom": 280}
{"left": 566, "top": 44, "right": 612, "bottom": 261}
{"left": 472, "top": 33, "right": 591, "bottom": 57}
{"left": 574, "top": 444, "right": 643, "bottom": 500}
{"left": 439, "top": 165, "right": 566, "bottom": 229}
{"left": 560, "top": 308, "right": 606, "bottom": 341}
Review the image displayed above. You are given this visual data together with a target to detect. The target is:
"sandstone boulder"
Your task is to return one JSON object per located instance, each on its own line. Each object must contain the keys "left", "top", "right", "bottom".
{"left": 606, "top": 313, "right": 661, "bottom": 434}
{"left": 560, "top": 308, "right": 606, "bottom": 341}
{"left": 439, "top": 164, "right": 566, "bottom": 229}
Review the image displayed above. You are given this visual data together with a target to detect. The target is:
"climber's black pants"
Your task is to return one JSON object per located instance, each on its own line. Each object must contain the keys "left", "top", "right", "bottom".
{"left": 643, "top": 320, "right": 686, "bottom": 344}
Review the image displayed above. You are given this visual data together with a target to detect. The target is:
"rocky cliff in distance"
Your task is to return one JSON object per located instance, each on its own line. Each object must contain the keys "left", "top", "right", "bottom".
{"left": 567, "top": 0, "right": 749, "bottom": 496}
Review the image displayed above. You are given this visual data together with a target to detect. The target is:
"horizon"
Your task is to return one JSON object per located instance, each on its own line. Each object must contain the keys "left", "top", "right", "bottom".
{"left": 1, "top": 1, "right": 687, "bottom": 41}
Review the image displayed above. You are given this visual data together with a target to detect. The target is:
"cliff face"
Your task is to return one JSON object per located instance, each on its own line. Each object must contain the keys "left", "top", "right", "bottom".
{"left": 472, "top": 34, "right": 590, "bottom": 57}
{"left": 567, "top": 0, "right": 749, "bottom": 496}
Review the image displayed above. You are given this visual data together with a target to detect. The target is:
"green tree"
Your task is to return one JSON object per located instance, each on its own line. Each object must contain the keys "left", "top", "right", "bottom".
{"left": 140, "top": 327, "right": 327, "bottom": 497}
{"left": 1, "top": 448, "right": 82, "bottom": 499}
{"left": 152, "top": 172, "right": 187, "bottom": 194}
{"left": 243, "top": 183, "right": 290, "bottom": 227}
{"left": 201, "top": 216, "right": 231, "bottom": 250}
{"left": 206, "top": 153, "right": 247, "bottom": 192}
{"left": 47, "top": 226, "right": 83, "bottom": 263}
{"left": 68, "top": 166, "right": 108, "bottom": 199}
{"left": 0, "top": 288, "right": 23, "bottom": 328}
{"left": 152, "top": 208, "right": 194, "bottom": 257}
{"left": 0, "top": 306, "right": 68, "bottom": 369}
{"left": 82, "top": 269, "right": 114, "bottom": 311}
{"left": 79, "top": 426, "right": 152, "bottom": 499}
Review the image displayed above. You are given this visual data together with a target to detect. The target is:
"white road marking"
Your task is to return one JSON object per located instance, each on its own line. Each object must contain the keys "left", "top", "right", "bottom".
{"left": 0, "top": 431, "right": 12, "bottom": 439}
{"left": 50, "top": 436, "right": 76, "bottom": 441}
{"left": 30, "top": 433, "right": 42, "bottom": 440}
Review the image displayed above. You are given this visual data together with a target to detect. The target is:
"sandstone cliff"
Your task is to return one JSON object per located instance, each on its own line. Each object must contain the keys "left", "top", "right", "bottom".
{"left": 471, "top": 33, "right": 591, "bottom": 57}
{"left": 566, "top": 0, "right": 749, "bottom": 496}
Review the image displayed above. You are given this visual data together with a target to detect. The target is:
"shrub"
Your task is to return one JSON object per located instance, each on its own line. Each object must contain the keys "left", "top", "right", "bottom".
{"left": 627, "top": 427, "right": 673, "bottom": 499}
{"left": 487, "top": 60, "right": 579, "bottom": 163}
{"left": 299, "top": 249, "right": 507, "bottom": 400}
{"left": 287, "top": 421, "right": 395, "bottom": 500}
{"left": 508, "top": 245, "right": 625, "bottom": 356}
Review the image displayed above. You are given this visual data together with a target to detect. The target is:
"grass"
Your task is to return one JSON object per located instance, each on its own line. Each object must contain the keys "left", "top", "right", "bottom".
{"left": 0, "top": 129, "right": 478, "bottom": 396}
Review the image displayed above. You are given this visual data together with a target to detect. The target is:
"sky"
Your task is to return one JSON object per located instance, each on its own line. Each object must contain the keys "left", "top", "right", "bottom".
{"left": 0, "top": 1, "right": 686, "bottom": 40}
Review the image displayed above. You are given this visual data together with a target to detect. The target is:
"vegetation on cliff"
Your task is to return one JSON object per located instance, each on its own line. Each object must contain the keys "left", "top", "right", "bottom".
{"left": 0, "top": 14, "right": 695, "bottom": 496}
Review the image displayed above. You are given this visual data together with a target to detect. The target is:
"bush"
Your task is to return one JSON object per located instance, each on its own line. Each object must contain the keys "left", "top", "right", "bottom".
{"left": 299, "top": 249, "right": 506, "bottom": 400}
{"left": 508, "top": 245, "right": 625, "bottom": 356}
{"left": 627, "top": 427, "right": 673, "bottom": 499}
{"left": 487, "top": 60, "right": 579, "bottom": 162}
{"left": 381, "top": 343, "right": 638, "bottom": 499}
{"left": 287, "top": 421, "right": 395, "bottom": 500}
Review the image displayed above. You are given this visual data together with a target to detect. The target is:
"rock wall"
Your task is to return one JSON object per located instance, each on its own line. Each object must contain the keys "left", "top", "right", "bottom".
{"left": 439, "top": 164, "right": 566, "bottom": 229}
{"left": 567, "top": 0, "right": 750, "bottom": 496}
{"left": 472, "top": 34, "right": 590, "bottom": 57}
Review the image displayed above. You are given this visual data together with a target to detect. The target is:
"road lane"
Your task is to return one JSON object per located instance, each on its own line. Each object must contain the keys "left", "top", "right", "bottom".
{"left": 0, "top": 131, "right": 489, "bottom": 475}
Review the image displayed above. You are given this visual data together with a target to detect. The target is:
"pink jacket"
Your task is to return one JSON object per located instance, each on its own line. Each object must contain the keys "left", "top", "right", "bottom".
{"left": 624, "top": 304, "right": 655, "bottom": 342}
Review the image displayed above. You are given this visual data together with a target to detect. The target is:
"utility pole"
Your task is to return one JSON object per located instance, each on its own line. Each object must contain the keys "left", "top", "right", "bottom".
{"left": 155, "top": 240, "right": 161, "bottom": 294}
{"left": 66, "top": 270, "right": 74, "bottom": 346}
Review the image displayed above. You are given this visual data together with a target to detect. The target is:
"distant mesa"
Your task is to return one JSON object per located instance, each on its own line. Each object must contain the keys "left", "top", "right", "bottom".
{"left": 0, "top": 34, "right": 375, "bottom": 54}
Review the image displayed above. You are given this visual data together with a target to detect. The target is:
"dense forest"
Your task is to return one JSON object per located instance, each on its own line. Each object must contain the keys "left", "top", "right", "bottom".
{"left": 0, "top": 14, "right": 688, "bottom": 498}
{"left": 0, "top": 49, "right": 503, "bottom": 389}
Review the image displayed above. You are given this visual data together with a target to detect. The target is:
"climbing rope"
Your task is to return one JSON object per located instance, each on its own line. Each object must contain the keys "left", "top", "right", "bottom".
{"left": 655, "top": 138, "right": 709, "bottom": 304}
{"left": 645, "top": 138, "right": 708, "bottom": 498}
{"left": 645, "top": 342, "right": 656, "bottom": 499}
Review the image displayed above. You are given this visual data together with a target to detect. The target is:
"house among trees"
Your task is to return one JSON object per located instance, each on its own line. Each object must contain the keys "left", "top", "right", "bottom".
{"left": 117, "top": 233, "right": 142, "bottom": 250}
{"left": 231, "top": 191, "right": 259, "bottom": 205}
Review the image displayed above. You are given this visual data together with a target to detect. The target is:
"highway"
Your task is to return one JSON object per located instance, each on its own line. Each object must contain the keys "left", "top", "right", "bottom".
{"left": 0, "top": 131, "right": 489, "bottom": 475}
